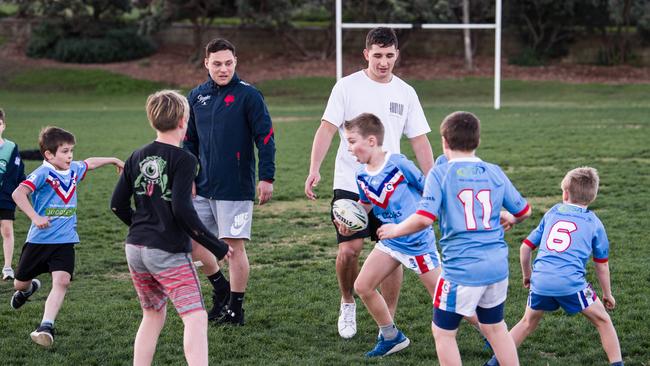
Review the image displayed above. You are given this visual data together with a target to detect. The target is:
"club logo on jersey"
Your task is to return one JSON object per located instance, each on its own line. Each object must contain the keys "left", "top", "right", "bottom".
{"left": 456, "top": 166, "right": 486, "bottom": 177}
{"left": 224, "top": 94, "right": 235, "bottom": 106}
{"left": 358, "top": 167, "right": 405, "bottom": 209}
{"left": 389, "top": 102, "right": 404, "bottom": 116}
{"left": 558, "top": 204, "right": 581, "bottom": 213}
{"left": 197, "top": 94, "right": 212, "bottom": 106}
{"left": 46, "top": 171, "right": 78, "bottom": 204}
{"left": 135, "top": 156, "right": 171, "bottom": 201}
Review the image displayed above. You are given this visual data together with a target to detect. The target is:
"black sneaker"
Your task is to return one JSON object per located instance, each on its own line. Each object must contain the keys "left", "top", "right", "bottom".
{"left": 207, "top": 291, "right": 230, "bottom": 321}
{"left": 214, "top": 306, "right": 245, "bottom": 326}
{"left": 30, "top": 324, "right": 55, "bottom": 347}
{"left": 10, "top": 279, "right": 41, "bottom": 310}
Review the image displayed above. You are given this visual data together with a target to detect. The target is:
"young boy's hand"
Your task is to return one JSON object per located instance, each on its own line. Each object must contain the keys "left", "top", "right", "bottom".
{"left": 377, "top": 224, "right": 397, "bottom": 240}
{"left": 603, "top": 294, "right": 616, "bottom": 310}
{"left": 33, "top": 215, "right": 50, "bottom": 229}
{"left": 114, "top": 158, "right": 125, "bottom": 174}
{"left": 500, "top": 211, "right": 516, "bottom": 231}
{"left": 334, "top": 219, "right": 354, "bottom": 237}
{"left": 222, "top": 245, "right": 234, "bottom": 261}
{"left": 522, "top": 276, "right": 531, "bottom": 289}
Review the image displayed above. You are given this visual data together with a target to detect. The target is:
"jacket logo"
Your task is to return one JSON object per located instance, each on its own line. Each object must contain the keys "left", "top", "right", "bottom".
{"left": 197, "top": 94, "right": 211, "bottom": 106}
{"left": 224, "top": 94, "right": 235, "bottom": 106}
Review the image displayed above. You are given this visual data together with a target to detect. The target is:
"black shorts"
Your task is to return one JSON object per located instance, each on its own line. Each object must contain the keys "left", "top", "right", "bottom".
{"left": 330, "top": 189, "right": 382, "bottom": 244}
{"left": 0, "top": 209, "right": 15, "bottom": 220}
{"left": 15, "top": 243, "right": 76, "bottom": 281}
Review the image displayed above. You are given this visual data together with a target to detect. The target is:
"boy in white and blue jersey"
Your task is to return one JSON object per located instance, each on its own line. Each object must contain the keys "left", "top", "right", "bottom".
{"left": 336, "top": 113, "right": 440, "bottom": 357}
{"left": 379, "top": 111, "right": 531, "bottom": 366}
{"left": 11, "top": 126, "right": 123, "bottom": 347}
{"left": 484, "top": 167, "right": 623, "bottom": 366}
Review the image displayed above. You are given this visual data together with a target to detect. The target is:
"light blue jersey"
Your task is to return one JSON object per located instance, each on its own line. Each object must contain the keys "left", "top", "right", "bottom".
{"left": 524, "top": 203, "right": 609, "bottom": 296}
{"left": 418, "top": 157, "right": 529, "bottom": 286}
{"left": 20, "top": 160, "right": 88, "bottom": 244}
{"left": 357, "top": 153, "right": 437, "bottom": 256}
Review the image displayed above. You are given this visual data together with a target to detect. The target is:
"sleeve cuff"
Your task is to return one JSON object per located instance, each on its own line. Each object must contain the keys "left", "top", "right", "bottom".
{"left": 593, "top": 257, "right": 608, "bottom": 263}
{"left": 262, "top": 179, "right": 274, "bottom": 183}
{"left": 514, "top": 203, "right": 531, "bottom": 218}
{"left": 20, "top": 181, "right": 36, "bottom": 192}
{"left": 416, "top": 210, "right": 437, "bottom": 221}
{"left": 522, "top": 239, "right": 537, "bottom": 249}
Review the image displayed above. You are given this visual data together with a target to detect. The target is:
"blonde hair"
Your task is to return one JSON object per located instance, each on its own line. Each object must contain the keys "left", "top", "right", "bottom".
{"left": 146, "top": 90, "right": 189, "bottom": 132}
{"left": 561, "top": 167, "right": 600, "bottom": 205}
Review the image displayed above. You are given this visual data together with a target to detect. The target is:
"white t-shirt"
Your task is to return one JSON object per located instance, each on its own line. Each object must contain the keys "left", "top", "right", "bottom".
{"left": 322, "top": 70, "right": 431, "bottom": 193}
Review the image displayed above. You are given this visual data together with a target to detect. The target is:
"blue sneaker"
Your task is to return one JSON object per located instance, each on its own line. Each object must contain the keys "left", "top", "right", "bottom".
{"left": 365, "top": 330, "right": 410, "bottom": 357}
{"left": 483, "top": 355, "right": 499, "bottom": 366}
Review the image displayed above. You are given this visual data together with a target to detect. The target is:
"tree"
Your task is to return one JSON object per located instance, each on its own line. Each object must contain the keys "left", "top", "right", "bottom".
{"left": 135, "top": 0, "right": 236, "bottom": 62}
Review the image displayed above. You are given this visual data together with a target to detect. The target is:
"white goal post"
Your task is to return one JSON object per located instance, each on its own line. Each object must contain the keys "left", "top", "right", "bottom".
{"left": 335, "top": 0, "right": 502, "bottom": 110}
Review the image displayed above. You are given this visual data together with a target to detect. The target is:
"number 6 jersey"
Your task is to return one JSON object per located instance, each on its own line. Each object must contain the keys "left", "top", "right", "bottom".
{"left": 523, "top": 203, "right": 609, "bottom": 296}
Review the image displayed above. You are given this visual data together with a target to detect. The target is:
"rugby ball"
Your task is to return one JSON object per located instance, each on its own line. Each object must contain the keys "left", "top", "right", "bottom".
{"left": 332, "top": 199, "right": 368, "bottom": 231}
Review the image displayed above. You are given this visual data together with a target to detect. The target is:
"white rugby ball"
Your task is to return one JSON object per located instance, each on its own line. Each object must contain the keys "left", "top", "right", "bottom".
{"left": 332, "top": 199, "right": 368, "bottom": 231}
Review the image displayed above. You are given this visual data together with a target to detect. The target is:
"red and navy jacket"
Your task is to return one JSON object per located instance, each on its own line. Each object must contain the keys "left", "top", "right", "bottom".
{"left": 184, "top": 73, "right": 275, "bottom": 201}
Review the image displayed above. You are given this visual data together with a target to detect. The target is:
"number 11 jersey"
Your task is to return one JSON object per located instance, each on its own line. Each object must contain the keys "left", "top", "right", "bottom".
{"left": 417, "top": 157, "right": 530, "bottom": 286}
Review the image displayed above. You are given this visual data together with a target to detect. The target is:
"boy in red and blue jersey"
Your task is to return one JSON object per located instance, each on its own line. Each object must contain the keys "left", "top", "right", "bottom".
{"left": 336, "top": 113, "right": 440, "bottom": 357}
{"left": 11, "top": 126, "right": 123, "bottom": 347}
{"left": 484, "top": 167, "right": 623, "bottom": 366}
{"left": 379, "top": 111, "right": 531, "bottom": 366}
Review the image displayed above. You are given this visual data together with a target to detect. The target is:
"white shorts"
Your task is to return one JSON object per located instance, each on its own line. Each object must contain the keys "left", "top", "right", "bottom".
{"left": 375, "top": 241, "right": 440, "bottom": 275}
{"left": 192, "top": 195, "right": 253, "bottom": 240}
{"left": 434, "top": 277, "right": 509, "bottom": 317}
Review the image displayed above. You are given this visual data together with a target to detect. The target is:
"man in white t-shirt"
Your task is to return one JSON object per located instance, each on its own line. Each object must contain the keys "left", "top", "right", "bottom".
{"left": 304, "top": 27, "right": 434, "bottom": 340}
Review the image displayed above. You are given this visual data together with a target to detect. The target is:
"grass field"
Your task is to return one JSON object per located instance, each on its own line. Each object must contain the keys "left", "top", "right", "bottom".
{"left": 0, "top": 69, "right": 649, "bottom": 365}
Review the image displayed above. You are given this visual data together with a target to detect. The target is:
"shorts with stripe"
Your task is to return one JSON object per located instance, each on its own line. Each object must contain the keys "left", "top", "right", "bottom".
{"left": 528, "top": 284, "right": 598, "bottom": 315}
{"left": 125, "top": 244, "right": 204, "bottom": 316}
{"left": 434, "top": 277, "right": 508, "bottom": 317}
{"left": 375, "top": 241, "right": 440, "bottom": 275}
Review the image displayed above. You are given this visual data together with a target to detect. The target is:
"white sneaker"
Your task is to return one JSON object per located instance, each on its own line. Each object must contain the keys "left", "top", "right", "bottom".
{"left": 338, "top": 302, "right": 357, "bottom": 339}
{"left": 2, "top": 267, "right": 14, "bottom": 281}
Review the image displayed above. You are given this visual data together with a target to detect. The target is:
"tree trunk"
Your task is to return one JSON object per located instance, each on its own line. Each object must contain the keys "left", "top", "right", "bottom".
{"left": 463, "top": 0, "right": 473, "bottom": 70}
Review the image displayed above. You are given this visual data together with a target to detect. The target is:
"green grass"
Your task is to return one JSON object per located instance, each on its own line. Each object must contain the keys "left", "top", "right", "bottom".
{"left": 1, "top": 69, "right": 649, "bottom": 365}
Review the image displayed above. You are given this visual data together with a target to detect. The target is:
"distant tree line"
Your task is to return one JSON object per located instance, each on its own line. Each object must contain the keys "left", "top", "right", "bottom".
{"left": 8, "top": 0, "right": 650, "bottom": 65}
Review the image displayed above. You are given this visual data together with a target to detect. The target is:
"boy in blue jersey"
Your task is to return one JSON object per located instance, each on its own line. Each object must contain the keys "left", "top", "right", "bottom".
{"left": 484, "top": 167, "right": 623, "bottom": 366}
{"left": 379, "top": 111, "right": 531, "bottom": 366}
{"left": 335, "top": 113, "right": 440, "bottom": 357}
{"left": 11, "top": 126, "right": 123, "bottom": 347}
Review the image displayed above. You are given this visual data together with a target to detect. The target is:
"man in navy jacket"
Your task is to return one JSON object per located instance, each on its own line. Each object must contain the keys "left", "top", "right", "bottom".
{"left": 185, "top": 38, "right": 275, "bottom": 325}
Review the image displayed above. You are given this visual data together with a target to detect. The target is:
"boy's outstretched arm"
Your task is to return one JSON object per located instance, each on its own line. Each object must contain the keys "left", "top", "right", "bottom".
{"left": 378, "top": 213, "right": 433, "bottom": 240}
{"left": 519, "top": 243, "right": 534, "bottom": 288}
{"left": 595, "top": 261, "right": 616, "bottom": 310}
{"left": 85, "top": 157, "right": 124, "bottom": 173}
{"left": 12, "top": 185, "right": 50, "bottom": 229}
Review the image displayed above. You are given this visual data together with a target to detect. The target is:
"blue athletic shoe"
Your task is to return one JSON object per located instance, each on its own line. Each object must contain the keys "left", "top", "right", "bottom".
{"left": 365, "top": 331, "right": 410, "bottom": 358}
{"left": 483, "top": 355, "right": 499, "bottom": 366}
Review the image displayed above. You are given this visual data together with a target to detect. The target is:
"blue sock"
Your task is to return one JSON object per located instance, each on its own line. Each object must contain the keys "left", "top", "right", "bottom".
{"left": 41, "top": 320, "right": 54, "bottom": 328}
{"left": 611, "top": 362, "right": 624, "bottom": 366}
{"left": 379, "top": 324, "right": 398, "bottom": 341}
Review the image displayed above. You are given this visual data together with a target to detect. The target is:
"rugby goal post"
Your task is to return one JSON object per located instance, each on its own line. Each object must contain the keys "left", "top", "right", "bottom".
{"left": 335, "top": 0, "right": 503, "bottom": 110}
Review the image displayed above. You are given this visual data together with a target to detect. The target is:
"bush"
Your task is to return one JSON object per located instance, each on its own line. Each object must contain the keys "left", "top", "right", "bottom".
{"left": 27, "top": 21, "right": 156, "bottom": 63}
{"left": 508, "top": 47, "right": 545, "bottom": 66}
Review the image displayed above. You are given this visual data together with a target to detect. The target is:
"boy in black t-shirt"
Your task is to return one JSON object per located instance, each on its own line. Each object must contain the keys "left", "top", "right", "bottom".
{"left": 111, "top": 90, "right": 232, "bottom": 365}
